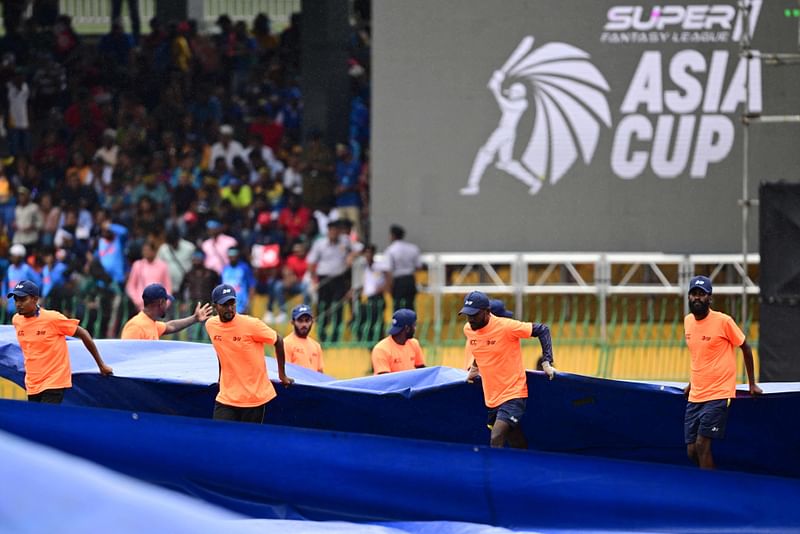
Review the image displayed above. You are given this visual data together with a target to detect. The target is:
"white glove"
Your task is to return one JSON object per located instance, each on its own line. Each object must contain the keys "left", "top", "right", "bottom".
{"left": 466, "top": 365, "right": 481, "bottom": 383}
{"left": 542, "top": 361, "right": 556, "bottom": 380}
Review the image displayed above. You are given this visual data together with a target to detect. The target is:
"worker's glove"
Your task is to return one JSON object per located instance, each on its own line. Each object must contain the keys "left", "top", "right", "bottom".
{"left": 542, "top": 361, "right": 556, "bottom": 381}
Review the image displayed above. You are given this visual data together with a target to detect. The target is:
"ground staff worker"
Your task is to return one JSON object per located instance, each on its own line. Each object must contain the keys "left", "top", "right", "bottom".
{"left": 371, "top": 308, "right": 426, "bottom": 374}
{"left": 463, "top": 298, "right": 517, "bottom": 369}
{"left": 284, "top": 304, "right": 325, "bottom": 373}
{"left": 683, "top": 275, "right": 761, "bottom": 469}
{"left": 462, "top": 291, "right": 555, "bottom": 449}
{"left": 9, "top": 280, "right": 113, "bottom": 403}
{"left": 205, "top": 283, "right": 294, "bottom": 423}
{"left": 120, "top": 283, "right": 212, "bottom": 339}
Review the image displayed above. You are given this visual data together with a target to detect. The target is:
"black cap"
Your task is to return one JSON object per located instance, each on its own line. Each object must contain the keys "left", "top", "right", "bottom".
{"left": 211, "top": 284, "right": 237, "bottom": 304}
{"left": 7, "top": 280, "right": 39, "bottom": 299}
{"left": 142, "top": 284, "right": 174, "bottom": 305}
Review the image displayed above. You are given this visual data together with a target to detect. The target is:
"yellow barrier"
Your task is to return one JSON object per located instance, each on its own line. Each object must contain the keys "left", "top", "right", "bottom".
{"left": 323, "top": 347, "right": 374, "bottom": 379}
{"left": 0, "top": 377, "right": 25, "bottom": 400}
{"left": 316, "top": 341, "right": 760, "bottom": 384}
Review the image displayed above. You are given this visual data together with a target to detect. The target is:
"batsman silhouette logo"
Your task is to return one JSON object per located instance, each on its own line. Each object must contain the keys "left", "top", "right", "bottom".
{"left": 461, "top": 36, "right": 612, "bottom": 196}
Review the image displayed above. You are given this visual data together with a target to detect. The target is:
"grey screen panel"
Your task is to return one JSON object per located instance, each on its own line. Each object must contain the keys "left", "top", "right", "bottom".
{"left": 372, "top": 1, "right": 800, "bottom": 252}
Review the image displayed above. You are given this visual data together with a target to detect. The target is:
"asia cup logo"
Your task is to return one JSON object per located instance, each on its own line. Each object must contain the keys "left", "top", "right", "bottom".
{"left": 460, "top": 36, "right": 612, "bottom": 196}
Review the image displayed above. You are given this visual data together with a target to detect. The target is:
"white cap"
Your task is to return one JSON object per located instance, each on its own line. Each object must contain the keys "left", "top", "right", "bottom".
{"left": 9, "top": 244, "right": 26, "bottom": 257}
{"left": 219, "top": 124, "right": 234, "bottom": 135}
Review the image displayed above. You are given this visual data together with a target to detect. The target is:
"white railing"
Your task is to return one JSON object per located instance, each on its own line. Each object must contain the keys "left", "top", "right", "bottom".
{"left": 418, "top": 252, "right": 760, "bottom": 337}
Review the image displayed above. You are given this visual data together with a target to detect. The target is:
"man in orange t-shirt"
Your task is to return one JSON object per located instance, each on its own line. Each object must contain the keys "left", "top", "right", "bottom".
{"left": 683, "top": 275, "right": 761, "bottom": 469}
{"left": 120, "top": 284, "right": 212, "bottom": 340}
{"left": 205, "top": 283, "right": 293, "bottom": 423}
{"left": 371, "top": 308, "right": 426, "bottom": 374}
{"left": 463, "top": 298, "right": 542, "bottom": 370}
{"left": 9, "top": 280, "right": 113, "bottom": 403}
{"left": 283, "top": 304, "right": 324, "bottom": 373}
{"left": 462, "top": 291, "right": 555, "bottom": 449}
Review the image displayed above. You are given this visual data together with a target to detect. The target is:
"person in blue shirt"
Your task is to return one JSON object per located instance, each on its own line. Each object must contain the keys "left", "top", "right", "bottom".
{"left": 40, "top": 247, "right": 68, "bottom": 300}
{"left": 3, "top": 244, "right": 41, "bottom": 316}
{"left": 96, "top": 220, "right": 128, "bottom": 285}
{"left": 221, "top": 248, "right": 255, "bottom": 314}
{"left": 98, "top": 21, "right": 134, "bottom": 66}
{"left": 334, "top": 143, "right": 363, "bottom": 237}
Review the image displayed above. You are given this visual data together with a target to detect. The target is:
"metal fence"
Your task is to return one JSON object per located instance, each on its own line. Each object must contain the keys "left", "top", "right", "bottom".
{"left": 0, "top": 252, "right": 761, "bottom": 381}
{"left": 415, "top": 252, "right": 760, "bottom": 382}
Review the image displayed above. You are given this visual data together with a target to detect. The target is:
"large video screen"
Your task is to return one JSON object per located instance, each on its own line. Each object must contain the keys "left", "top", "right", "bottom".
{"left": 372, "top": 1, "right": 800, "bottom": 252}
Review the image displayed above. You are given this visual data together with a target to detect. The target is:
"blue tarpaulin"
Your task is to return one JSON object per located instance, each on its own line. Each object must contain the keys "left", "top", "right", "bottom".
{"left": 0, "top": 427, "right": 540, "bottom": 534}
{"left": 0, "top": 325, "right": 798, "bottom": 477}
{"left": 1, "top": 400, "right": 799, "bottom": 532}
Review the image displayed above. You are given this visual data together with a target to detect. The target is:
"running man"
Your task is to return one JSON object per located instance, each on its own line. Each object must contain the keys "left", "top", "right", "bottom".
{"left": 9, "top": 280, "right": 113, "bottom": 403}
{"left": 463, "top": 298, "right": 516, "bottom": 369}
{"left": 120, "top": 283, "right": 213, "bottom": 340}
{"left": 371, "top": 308, "right": 426, "bottom": 374}
{"left": 462, "top": 291, "right": 554, "bottom": 448}
{"left": 460, "top": 70, "right": 542, "bottom": 196}
{"left": 205, "top": 284, "right": 293, "bottom": 423}
{"left": 684, "top": 275, "right": 762, "bottom": 469}
{"left": 283, "top": 304, "right": 324, "bottom": 373}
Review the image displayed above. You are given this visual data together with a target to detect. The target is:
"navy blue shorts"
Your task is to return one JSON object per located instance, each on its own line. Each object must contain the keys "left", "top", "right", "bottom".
{"left": 684, "top": 399, "right": 730, "bottom": 444}
{"left": 213, "top": 401, "right": 266, "bottom": 424}
{"left": 28, "top": 388, "right": 65, "bottom": 404}
{"left": 487, "top": 398, "right": 527, "bottom": 429}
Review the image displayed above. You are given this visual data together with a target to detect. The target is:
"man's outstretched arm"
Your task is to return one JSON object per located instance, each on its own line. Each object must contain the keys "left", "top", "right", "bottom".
{"left": 532, "top": 323, "right": 556, "bottom": 379}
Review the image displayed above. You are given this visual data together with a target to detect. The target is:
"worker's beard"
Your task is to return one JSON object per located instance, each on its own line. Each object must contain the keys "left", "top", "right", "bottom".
{"left": 690, "top": 300, "right": 710, "bottom": 316}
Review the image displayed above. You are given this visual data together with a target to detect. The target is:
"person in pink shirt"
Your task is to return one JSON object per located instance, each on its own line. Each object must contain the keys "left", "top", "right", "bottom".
{"left": 201, "top": 220, "right": 237, "bottom": 274}
{"left": 125, "top": 242, "right": 172, "bottom": 310}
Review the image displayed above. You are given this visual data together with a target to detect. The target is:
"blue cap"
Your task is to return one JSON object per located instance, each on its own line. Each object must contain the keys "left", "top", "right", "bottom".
{"left": 489, "top": 299, "right": 513, "bottom": 318}
{"left": 292, "top": 304, "right": 313, "bottom": 320}
{"left": 142, "top": 284, "right": 174, "bottom": 305}
{"left": 388, "top": 308, "right": 416, "bottom": 335}
{"left": 459, "top": 291, "right": 491, "bottom": 315}
{"left": 211, "top": 283, "right": 237, "bottom": 304}
{"left": 7, "top": 280, "right": 39, "bottom": 299}
{"left": 689, "top": 275, "right": 712, "bottom": 294}
{"left": 206, "top": 220, "right": 222, "bottom": 230}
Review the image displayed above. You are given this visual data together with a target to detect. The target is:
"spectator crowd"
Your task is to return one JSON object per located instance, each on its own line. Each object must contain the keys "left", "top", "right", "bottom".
{"left": 0, "top": 5, "right": 376, "bottom": 340}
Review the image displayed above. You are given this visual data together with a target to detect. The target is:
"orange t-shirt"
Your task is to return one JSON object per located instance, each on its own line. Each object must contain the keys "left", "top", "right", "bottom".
{"left": 205, "top": 314, "right": 278, "bottom": 407}
{"left": 283, "top": 332, "right": 324, "bottom": 372}
{"left": 371, "top": 336, "right": 425, "bottom": 374}
{"left": 463, "top": 315, "right": 532, "bottom": 408}
{"left": 684, "top": 310, "right": 745, "bottom": 403}
{"left": 120, "top": 311, "right": 167, "bottom": 340}
{"left": 12, "top": 308, "right": 79, "bottom": 395}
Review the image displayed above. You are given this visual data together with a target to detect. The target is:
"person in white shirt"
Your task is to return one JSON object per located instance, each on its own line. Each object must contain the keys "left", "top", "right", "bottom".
{"left": 157, "top": 228, "right": 196, "bottom": 291}
{"left": 282, "top": 150, "right": 303, "bottom": 196}
{"left": 209, "top": 124, "right": 246, "bottom": 171}
{"left": 7, "top": 70, "right": 30, "bottom": 156}
{"left": 351, "top": 244, "right": 388, "bottom": 343}
{"left": 385, "top": 224, "right": 422, "bottom": 311}
{"left": 243, "top": 132, "right": 284, "bottom": 177}
{"left": 12, "top": 187, "right": 42, "bottom": 247}
{"left": 94, "top": 129, "right": 119, "bottom": 167}
{"left": 307, "top": 219, "right": 360, "bottom": 343}
{"left": 85, "top": 157, "right": 113, "bottom": 192}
